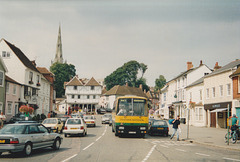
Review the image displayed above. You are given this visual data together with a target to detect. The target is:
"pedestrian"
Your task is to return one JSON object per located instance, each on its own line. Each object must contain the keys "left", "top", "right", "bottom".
{"left": 170, "top": 115, "right": 181, "bottom": 141}
{"left": 230, "top": 114, "right": 239, "bottom": 134}
{"left": 0, "top": 117, "right": 3, "bottom": 129}
{"left": 48, "top": 112, "right": 51, "bottom": 118}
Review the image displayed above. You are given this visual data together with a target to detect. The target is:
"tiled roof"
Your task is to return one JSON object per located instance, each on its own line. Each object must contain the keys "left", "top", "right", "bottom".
{"left": 205, "top": 59, "right": 240, "bottom": 78}
{"left": 85, "top": 77, "right": 101, "bottom": 86}
{"left": 104, "top": 85, "right": 148, "bottom": 98}
{"left": 5, "top": 75, "right": 21, "bottom": 85}
{"left": 66, "top": 76, "right": 83, "bottom": 86}
{"left": 37, "top": 67, "right": 52, "bottom": 75}
{"left": 4, "top": 39, "right": 39, "bottom": 73}
{"left": 229, "top": 66, "right": 240, "bottom": 78}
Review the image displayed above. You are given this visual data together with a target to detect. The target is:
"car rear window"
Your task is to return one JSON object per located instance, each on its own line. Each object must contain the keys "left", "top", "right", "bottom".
{"left": 0, "top": 125, "right": 26, "bottom": 134}
{"left": 84, "top": 116, "right": 94, "bottom": 119}
{"left": 43, "top": 119, "right": 57, "bottom": 124}
{"left": 153, "top": 121, "right": 167, "bottom": 126}
{"left": 67, "top": 119, "right": 81, "bottom": 124}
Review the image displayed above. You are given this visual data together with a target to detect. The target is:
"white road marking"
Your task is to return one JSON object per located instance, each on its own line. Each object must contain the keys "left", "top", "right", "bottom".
{"left": 159, "top": 145, "right": 169, "bottom": 148}
{"left": 223, "top": 157, "right": 240, "bottom": 161}
{"left": 83, "top": 142, "right": 94, "bottom": 150}
{"left": 96, "top": 136, "right": 102, "bottom": 141}
{"left": 195, "top": 153, "right": 210, "bottom": 157}
{"left": 61, "top": 154, "right": 77, "bottom": 162}
{"left": 175, "top": 148, "right": 186, "bottom": 152}
{"left": 142, "top": 145, "right": 156, "bottom": 162}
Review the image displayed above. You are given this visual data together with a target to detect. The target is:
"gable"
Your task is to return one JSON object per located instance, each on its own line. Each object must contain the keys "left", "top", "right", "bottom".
{"left": 85, "top": 77, "right": 101, "bottom": 86}
{"left": 66, "top": 76, "right": 83, "bottom": 86}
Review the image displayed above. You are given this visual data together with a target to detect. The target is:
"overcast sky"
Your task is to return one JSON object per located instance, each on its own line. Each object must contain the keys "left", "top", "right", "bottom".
{"left": 0, "top": 0, "right": 239, "bottom": 86}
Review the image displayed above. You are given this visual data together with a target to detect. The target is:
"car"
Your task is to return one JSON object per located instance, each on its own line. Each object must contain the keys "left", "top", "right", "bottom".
{"left": 8, "top": 113, "right": 32, "bottom": 123}
{"left": 83, "top": 115, "right": 96, "bottom": 127}
{"left": 101, "top": 113, "right": 112, "bottom": 124}
{"left": 0, "top": 123, "right": 62, "bottom": 156}
{"left": 105, "top": 108, "right": 112, "bottom": 113}
{"left": 63, "top": 118, "right": 87, "bottom": 137}
{"left": 71, "top": 113, "right": 81, "bottom": 118}
{"left": 42, "top": 118, "right": 63, "bottom": 133}
{"left": 60, "top": 115, "right": 72, "bottom": 128}
{"left": 148, "top": 118, "right": 156, "bottom": 126}
{"left": 148, "top": 120, "right": 169, "bottom": 136}
{"left": 97, "top": 108, "right": 106, "bottom": 114}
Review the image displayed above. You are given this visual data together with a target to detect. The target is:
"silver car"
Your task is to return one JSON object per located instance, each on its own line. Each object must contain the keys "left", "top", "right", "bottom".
{"left": 0, "top": 123, "right": 63, "bottom": 156}
{"left": 101, "top": 113, "right": 112, "bottom": 124}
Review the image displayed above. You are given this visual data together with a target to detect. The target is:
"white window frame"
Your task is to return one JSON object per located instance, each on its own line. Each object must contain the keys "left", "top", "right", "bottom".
{"left": 163, "top": 93, "right": 166, "bottom": 101}
{"left": 7, "top": 102, "right": 12, "bottom": 114}
{"left": 212, "top": 87, "right": 215, "bottom": 98}
{"left": 206, "top": 88, "right": 209, "bottom": 99}
{"left": 29, "top": 71, "right": 33, "bottom": 81}
{"left": 219, "top": 85, "right": 223, "bottom": 97}
{"left": 2, "top": 51, "right": 6, "bottom": 57}
{"left": 6, "top": 82, "right": 9, "bottom": 94}
{"left": 0, "top": 70, "right": 4, "bottom": 87}
{"left": 199, "top": 108, "right": 203, "bottom": 121}
{"left": 199, "top": 89, "right": 202, "bottom": 101}
{"left": 14, "top": 103, "right": 18, "bottom": 115}
{"left": 227, "top": 84, "right": 231, "bottom": 96}
{"left": 13, "top": 84, "right": 17, "bottom": 95}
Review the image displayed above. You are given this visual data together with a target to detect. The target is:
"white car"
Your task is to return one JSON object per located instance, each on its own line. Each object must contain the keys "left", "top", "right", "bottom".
{"left": 83, "top": 115, "right": 96, "bottom": 127}
{"left": 63, "top": 118, "right": 87, "bottom": 137}
{"left": 102, "top": 113, "right": 112, "bottom": 124}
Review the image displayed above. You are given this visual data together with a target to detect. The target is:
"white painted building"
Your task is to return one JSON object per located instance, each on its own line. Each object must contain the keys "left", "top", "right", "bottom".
{"left": 65, "top": 76, "right": 102, "bottom": 113}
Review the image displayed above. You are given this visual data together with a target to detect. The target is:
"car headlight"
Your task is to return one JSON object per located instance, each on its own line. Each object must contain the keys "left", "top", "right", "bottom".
{"left": 119, "top": 126, "right": 124, "bottom": 130}
{"left": 140, "top": 127, "right": 146, "bottom": 130}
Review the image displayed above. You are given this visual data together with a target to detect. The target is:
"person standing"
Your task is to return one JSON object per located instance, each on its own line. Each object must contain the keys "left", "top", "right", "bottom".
{"left": 170, "top": 115, "right": 181, "bottom": 141}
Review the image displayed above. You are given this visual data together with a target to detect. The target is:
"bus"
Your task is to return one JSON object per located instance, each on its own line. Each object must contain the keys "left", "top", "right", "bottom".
{"left": 112, "top": 96, "right": 149, "bottom": 137}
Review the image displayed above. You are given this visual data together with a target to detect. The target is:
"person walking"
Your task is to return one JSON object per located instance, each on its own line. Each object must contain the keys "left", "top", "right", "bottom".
{"left": 170, "top": 115, "right": 181, "bottom": 141}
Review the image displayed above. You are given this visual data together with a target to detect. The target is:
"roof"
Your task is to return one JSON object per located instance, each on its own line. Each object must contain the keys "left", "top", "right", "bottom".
{"left": 66, "top": 76, "right": 83, "bottom": 86}
{"left": 5, "top": 75, "right": 21, "bottom": 85}
{"left": 104, "top": 85, "right": 148, "bottom": 98}
{"left": 185, "top": 77, "right": 204, "bottom": 89}
{"left": 37, "top": 67, "right": 53, "bottom": 75}
{"left": 85, "top": 77, "right": 101, "bottom": 86}
{"left": 3, "top": 39, "right": 39, "bottom": 73}
{"left": 229, "top": 66, "right": 240, "bottom": 78}
{"left": 205, "top": 59, "right": 240, "bottom": 78}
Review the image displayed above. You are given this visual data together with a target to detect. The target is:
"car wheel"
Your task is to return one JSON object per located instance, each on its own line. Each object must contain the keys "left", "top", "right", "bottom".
{"left": 53, "top": 138, "right": 61, "bottom": 150}
{"left": 24, "top": 143, "right": 32, "bottom": 156}
{"left": 0, "top": 152, "right": 2, "bottom": 156}
{"left": 64, "top": 134, "right": 67, "bottom": 137}
{"left": 94, "top": 124, "right": 96, "bottom": 127}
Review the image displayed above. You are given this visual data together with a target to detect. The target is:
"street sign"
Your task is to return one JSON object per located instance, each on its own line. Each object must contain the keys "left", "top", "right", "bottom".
{"left": 227, "top": 118, "right": 232, "bottom": 126}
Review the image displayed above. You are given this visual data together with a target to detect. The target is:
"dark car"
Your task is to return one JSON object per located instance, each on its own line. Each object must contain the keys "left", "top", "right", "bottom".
{"left": 105, "top": 108, "right": 112, "bottom": 113}
{"left": 8, "top": 113, "right": 32, "bottom": 123}
{"left": 60, "top": 115, "right": 71, "bottom": 128}
{"left": 97, "top": 108, "right": 106, "bottom": 114}
{"left": 148, "top": 118, "right": 156, "bottom": 126}
{"left": 148, "top": 120, "right": 169, "bottom": 136}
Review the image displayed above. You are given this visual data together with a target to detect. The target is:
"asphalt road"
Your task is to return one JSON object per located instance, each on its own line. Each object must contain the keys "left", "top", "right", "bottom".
{"left": 1, "top": 115, "right": 240, "bottom": 162}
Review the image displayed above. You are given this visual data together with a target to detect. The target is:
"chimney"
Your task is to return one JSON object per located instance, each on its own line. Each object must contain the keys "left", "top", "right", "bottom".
{"left": 125, "top": 82, "right": 128, "bottom": 86}
{"left": 139, "top": 84, "right": 143, "bottom": 90}
{"left": 214, "top": 62, "right": 221, "bottom": 70}
{"left": 31, "top": 60, "right": 36, "bottom": 67}
{"left": 187, "top": 62, "right": 193, "bottom": 70}
{"left": 199, "top": 60, "right": 203, "bottom": 66}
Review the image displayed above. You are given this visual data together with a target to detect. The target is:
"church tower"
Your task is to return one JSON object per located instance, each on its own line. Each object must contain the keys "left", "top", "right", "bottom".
{"left": 52, "top": 25, "right": 64, "bottom": 65}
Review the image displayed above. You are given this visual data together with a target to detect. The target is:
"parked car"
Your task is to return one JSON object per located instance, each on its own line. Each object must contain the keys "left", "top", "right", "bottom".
{"left": 42, "top": 118, "right": 63, "bottom": 133}
{"left": 63, "top": 118, "right": 87, "bottom": 137}
{"left": 105, "top": 108, "right": 112, "bottom": 113}
{"left": 83, "top": 115, "right": 96, "bottom": 127}
{"left": 148, "top": 120, "right": 169, "bottom": 136}
{"left": 0, "top": 123, "right": 62, "bottom": 156}
{"left": 101, "top": 113, "right": 112, "bottom": 124}
{"left": 97, "top": 108, "right": 106, "bottom": 114}
{"left": 8, "top": 113, "right": 32, "bottom": 123}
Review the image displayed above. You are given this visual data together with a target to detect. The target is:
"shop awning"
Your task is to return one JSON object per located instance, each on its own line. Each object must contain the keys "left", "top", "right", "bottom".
{"left": 210, "top": 108, "right": 228, "bottom": 113}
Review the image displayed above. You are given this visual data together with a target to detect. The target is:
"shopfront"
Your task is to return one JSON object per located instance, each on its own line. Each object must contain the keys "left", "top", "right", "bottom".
{"left": 204, "top": 102, "right": 232, "bottom": 128}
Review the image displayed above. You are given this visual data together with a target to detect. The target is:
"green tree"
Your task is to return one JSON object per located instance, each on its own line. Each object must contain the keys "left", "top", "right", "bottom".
{"left": 155, "top": 75, "right": 166, "bottom": 91}
{"left": 104, "top": 60, "right": 149, "bottom": 91}
{"left": 50, "top": 62, "right": 76, "bottom": 98}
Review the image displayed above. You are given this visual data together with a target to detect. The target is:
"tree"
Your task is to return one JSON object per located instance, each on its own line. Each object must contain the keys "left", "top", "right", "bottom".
{"left": 50, "top": 62, "right": 76, "bottom": 98}
{"left": 155, "top": 75, "right": 166, "bottom": 91}
{"left": 104, "top": 60, "right": 149, "bottom": 91}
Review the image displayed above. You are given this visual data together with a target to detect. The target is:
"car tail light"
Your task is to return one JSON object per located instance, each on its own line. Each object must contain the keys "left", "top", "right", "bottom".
{"left": 64, "top": 126, "right": 67, "bottom": 130}
{"left": 167, "top": 127, "right": 169, "bottom": 131}
{"left": 10, "top": 138, "right": 19, "bottom": 144}
{"left": 80, "top": 126, "right": 84, "bottom": 130}
{"left": 91, "top": 121, "right": 94, "bottom": 123}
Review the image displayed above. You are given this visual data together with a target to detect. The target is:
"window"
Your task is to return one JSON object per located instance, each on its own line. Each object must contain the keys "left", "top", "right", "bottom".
{"left": 72, "top": 95, "right": 74, "bottom": 99}
{"left": 29, "top": 71, "right": 33, "bottom": 81}
{"left": 163, "top": 93, "right": 166, "bottom": 101}
{"left": 93, "top": 95, "right": 96, "bottom": 99}
{"left": 199, "top": 90, "right": 202, "bottom": 101}
{"left": 0, "top": 103, "right": 3, "bottom": 114}
{"left": 6, "top": 82, "right": 9, "bottom": 93}
{"left": 219, "top": 85, "right": 223, "bottom": 97}
{"left": 7, "top": 102, "right": 12, "bottom": 114}
{"left": 37, "top": 75, "right": 40, "bottom": 83}
{"left": 212, "top": 87, "right": 215, "bottom": 98}
{"left": 227, "top": 84, "right": 231, "bottom": 96}
{"left": 195, "top": 107, "right": 203, "bottom": 121}
{"left": 206, "top": 88, "right": 209, "bottom": 98}
{"left": 74, "top": 86, "right": 77, "bottom": 90}
{"left": 0, "top": 71, "right": 3, "bottom": 86}
{"left": 32, "top": 88, "right": 37, "bottom": 95}
{"left": 87, "top": 95, "right": 90, "bottom": 99}
{"left": 13, "top": 85, "right": 17, "bottom": 95}
{"left": 78, "top": 95, "right": 81, "bottom": 99}
{"left": 91, "top": 86, "right": 94, "bottom": 90}
{"left": 2, "top": 51, "right": 6, "bottom": 57}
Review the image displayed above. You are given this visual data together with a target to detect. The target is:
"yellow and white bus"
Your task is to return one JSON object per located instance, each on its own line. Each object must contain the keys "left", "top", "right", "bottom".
{"left": 112, "top": 96, "right": 149, "bottom": 137}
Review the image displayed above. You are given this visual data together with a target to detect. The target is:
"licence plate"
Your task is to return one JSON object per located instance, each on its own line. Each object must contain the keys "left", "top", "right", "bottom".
{"left": 86, "top": 122, "right": 91, "bottom": 123}
{"left": 71, "top": 128, "right": 78, "bottom": 129}
{"left": 0, "top": 140, "right": 5, "bottom": 143}
{"left": 157, "top": 128, "right": 164, "bottom": 130}
{"left": 129, "top": 131, "right": 136, "bottom": 134}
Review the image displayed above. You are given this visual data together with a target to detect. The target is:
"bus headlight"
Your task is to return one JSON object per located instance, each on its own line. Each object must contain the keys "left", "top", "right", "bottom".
{"left": 140, "top": 127, "right": 146, "bottom": 130}
{"left": 119, "top": 126, "right": 124, "bottom": 130}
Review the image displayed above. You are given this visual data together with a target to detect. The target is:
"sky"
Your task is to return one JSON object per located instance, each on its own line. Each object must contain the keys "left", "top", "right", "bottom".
{"left": 0, "top": 0, "right": 240, "bottom": 86}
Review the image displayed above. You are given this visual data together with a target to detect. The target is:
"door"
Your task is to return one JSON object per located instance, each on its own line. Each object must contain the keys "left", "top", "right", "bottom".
{"left": 210, "top": 112, "right": 216, "bottom": 127}
{"left": 236, "top": 107, "right": 240, "bottom": 126}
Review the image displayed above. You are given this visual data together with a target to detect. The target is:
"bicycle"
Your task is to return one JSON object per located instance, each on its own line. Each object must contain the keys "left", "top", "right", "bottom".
{"left": 225, "top": 126, "right": 239, "bottom": 144}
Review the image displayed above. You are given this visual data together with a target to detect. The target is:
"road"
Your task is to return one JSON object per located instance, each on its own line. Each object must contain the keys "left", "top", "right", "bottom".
{"left": 1, "top": 115, "right": 240, "bottom": 162}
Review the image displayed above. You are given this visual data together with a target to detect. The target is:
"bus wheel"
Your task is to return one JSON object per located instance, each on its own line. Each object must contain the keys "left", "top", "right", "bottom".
{"left": 140, "top": 134, "right": 145, "bottom": 138}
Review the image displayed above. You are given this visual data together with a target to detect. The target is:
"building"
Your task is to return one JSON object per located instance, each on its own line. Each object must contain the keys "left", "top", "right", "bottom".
{"left": 103, "top": 84, "right": 148, "bottom": 109}
{"left": 0, "top": 55, "right": 7, "bottom": 114}
{"left": 52, "top": 25, "right": 64, "bottom": 65}
{"left": 0, "top": 39, "right": 43, "bottom": 114}
{"left": 5, "top": 75, "right": 21, "bottom": 121}
{"left": 204, "top": 60, "right": 240, "bottom": 128}
{"left": 65, "top": 76, "right": 102, "bottom": 113}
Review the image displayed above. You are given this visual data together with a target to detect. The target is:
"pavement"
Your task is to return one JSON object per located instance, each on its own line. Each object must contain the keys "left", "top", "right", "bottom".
{"left": 169, "top": 122, "right": 240, "bottom": 151}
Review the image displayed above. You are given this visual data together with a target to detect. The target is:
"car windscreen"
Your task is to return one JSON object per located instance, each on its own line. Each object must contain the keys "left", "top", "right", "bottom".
{"left": 66, "top": 119, "right": 81, "bottom": 124}
{"left": 153, "top": 121, "right": 167, "bottom": 126}
{"left": 0, "top": 125, "right": 26, "bottom": 134}
{"left": 43, "top": 119, "right": 57, "bottom": 124}
{"left": 104, "top": 114, "right": 112, "bottom": 118}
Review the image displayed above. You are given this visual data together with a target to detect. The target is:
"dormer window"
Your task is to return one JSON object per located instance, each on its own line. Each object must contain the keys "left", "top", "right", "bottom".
{"left": 74, "top": 86, "right": 77, "bottom": 90}
{"left": 2, "top": 51, "right": 10, "bottom": 58}
{"left": 91, "top": 86, "right": 94, "bottom": 90}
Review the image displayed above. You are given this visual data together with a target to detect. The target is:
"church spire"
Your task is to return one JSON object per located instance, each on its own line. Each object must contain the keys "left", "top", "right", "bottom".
{"left": 52, "top": 24, "right": 63, "bottom": 64}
